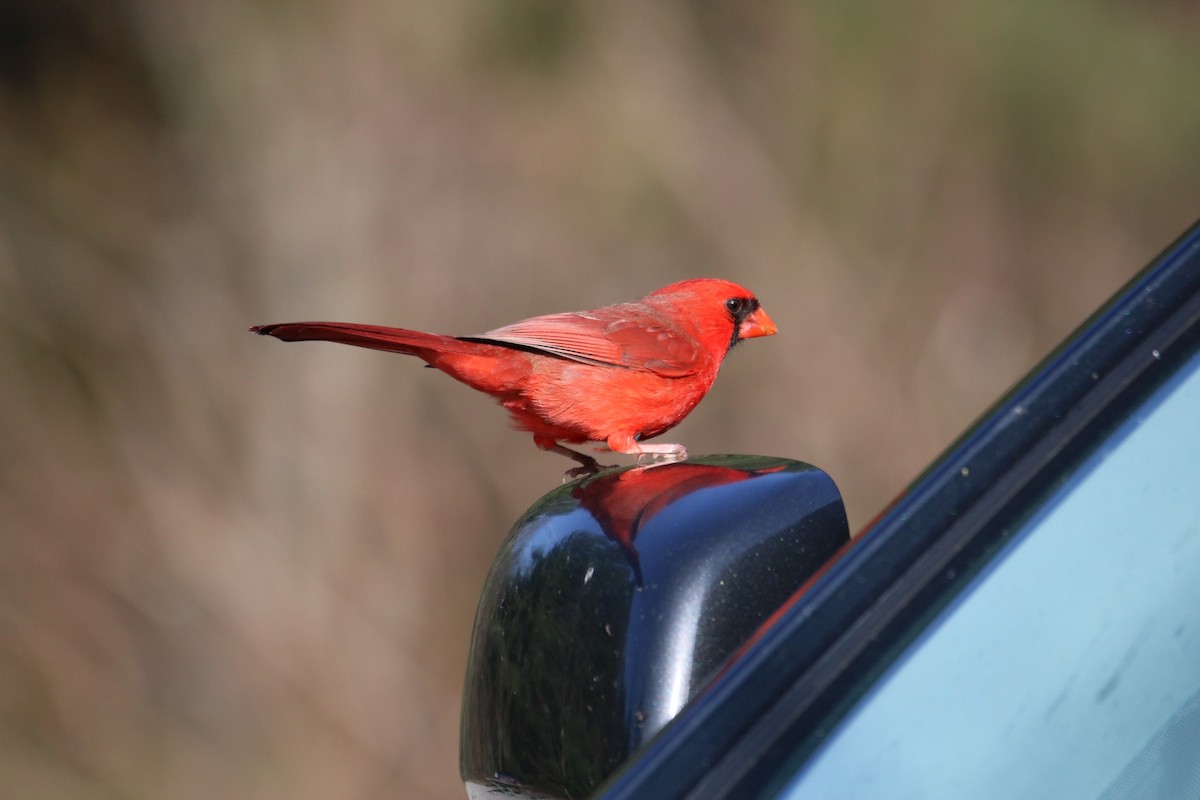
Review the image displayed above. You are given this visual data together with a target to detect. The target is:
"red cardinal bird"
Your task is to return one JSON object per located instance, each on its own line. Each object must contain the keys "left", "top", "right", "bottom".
{"left": 251, "top": 278, "right": 776, "bottom": 475}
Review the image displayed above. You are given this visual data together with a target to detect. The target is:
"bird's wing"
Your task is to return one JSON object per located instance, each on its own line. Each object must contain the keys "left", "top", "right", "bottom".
{"left": 465, "top": 308, "right": 702, "bottom": 378}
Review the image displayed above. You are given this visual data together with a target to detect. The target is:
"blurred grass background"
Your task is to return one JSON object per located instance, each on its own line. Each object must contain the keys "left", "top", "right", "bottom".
{"left": 1, "top": 0, "right": 1198, "bottom": 797}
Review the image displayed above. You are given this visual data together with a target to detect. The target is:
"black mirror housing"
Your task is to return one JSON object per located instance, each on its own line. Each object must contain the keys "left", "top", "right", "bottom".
{"left": 460, "top": 455, "right": 848, "bottom": 799}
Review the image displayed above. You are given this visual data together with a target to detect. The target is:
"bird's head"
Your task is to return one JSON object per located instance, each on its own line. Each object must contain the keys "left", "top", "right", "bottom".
{"left": 645, "top": 278, "right": 777, "bottom": 355}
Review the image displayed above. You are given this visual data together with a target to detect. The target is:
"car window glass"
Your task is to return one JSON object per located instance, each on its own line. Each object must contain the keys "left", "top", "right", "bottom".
{"left": 778, "top": 348, "right": 1200, "bottom": 800}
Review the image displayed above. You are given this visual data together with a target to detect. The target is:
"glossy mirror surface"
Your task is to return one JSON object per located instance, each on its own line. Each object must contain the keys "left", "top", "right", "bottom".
{"left": 460, "top": 455, "right": 848, "bottom": 799}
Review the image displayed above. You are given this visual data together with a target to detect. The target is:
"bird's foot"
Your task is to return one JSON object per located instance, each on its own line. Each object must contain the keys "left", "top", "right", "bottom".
{"left": 634, "top": 454, "right": 686, "bottom": 469}
{"left": 561, "top": 459, "right": 618, "bottom": 484}
{"left": 633, "top": 443, "right": 688, "bottom": 469}
{"left": 550, "top": 444, "right": 617, "bottom": 483}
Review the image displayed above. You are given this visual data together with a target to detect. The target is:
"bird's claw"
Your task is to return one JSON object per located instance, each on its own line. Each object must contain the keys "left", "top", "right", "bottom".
{"left": 634, "top": 454, "right": 684, "bottom": 469}
{"left": 562, "top": 461, "right": 617, "bottom": 484}
{"left": 634, "top": 447, "right": 688, "bottom": 469}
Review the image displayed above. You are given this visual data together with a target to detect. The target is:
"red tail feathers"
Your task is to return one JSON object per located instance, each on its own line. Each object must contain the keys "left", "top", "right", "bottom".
{"left": 250, "top": 322, "right": 473, "bottom": 357}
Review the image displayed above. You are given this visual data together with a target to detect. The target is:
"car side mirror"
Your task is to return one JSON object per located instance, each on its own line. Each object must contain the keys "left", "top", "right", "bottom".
{"left": 459, "top": 455, "right": 849, "bottom": 799}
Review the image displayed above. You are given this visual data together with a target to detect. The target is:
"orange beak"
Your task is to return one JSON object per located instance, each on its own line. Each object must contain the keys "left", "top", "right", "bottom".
{"left": 738, "top": 306, "right": 778, "bottom": 339}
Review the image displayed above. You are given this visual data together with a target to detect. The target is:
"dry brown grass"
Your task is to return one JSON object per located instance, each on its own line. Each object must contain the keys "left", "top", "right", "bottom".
{"left": 2, "top": 1, "right": 1198, "bottom": 797}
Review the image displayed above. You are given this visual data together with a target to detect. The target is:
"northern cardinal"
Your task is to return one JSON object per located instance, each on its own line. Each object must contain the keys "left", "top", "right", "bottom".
{"left": 251, "top": 279, "right": 776, "bottom": 474}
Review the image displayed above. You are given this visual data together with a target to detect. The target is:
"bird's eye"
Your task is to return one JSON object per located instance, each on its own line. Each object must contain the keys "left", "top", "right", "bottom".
{"left": 725, "top": 298, "right": 746, "bottom": 316}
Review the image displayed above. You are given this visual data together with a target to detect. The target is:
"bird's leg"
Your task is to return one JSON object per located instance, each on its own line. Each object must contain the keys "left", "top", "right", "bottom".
{"left": 534, "top": 436, "right": 616, "bottom": 481}
{"left": 605, "top": 435, "right": 688, "bottom": 468}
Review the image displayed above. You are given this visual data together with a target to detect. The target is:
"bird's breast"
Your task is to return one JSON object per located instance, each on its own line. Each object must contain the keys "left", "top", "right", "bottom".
{"left": 520, "top": 360, "right": 715, "bottom": 442}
